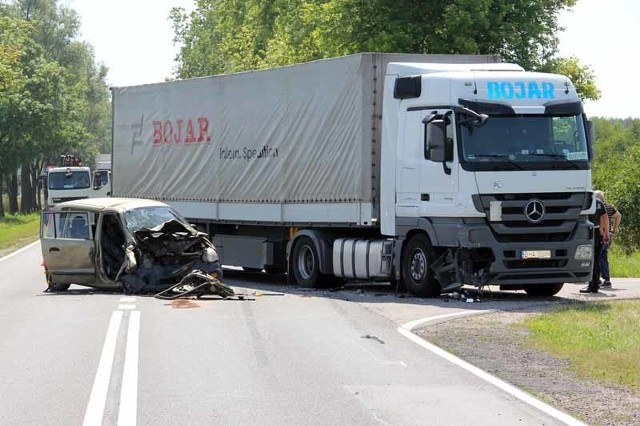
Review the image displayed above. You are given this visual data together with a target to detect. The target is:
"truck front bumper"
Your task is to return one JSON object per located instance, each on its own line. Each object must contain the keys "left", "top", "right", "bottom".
{"left": 456, "top": 220, "right": 594, "bottom": 285}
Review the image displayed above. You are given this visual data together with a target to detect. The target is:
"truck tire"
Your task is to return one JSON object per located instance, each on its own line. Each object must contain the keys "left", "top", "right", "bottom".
{"left": 292, "top": 236, "right": 320, "bottom": 288}
{"left": 401, "top": 234, "right": 441, "bottom": 298}
{"left": 523, "top": 283, "right": 564, "bottom": 297}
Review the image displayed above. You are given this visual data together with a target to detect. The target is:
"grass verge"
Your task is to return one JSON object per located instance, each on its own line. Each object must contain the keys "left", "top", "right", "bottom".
{"left": 609, "top": 246, "right": 640, "bottom": 278}
{"left": 0, "top": 213, "right": 40, "bottom": 256}
{"left": 523, "top": 300, "right": 640, "bottom": 390}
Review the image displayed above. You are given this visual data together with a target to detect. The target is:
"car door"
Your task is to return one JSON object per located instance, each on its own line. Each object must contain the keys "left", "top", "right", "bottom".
{"left": 40, "top": 210, "right": 96, "bottom": 286}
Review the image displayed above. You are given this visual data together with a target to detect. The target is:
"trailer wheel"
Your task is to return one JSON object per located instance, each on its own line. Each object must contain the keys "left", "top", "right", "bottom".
{"left": 523, "top": 283, "right": 564, "bottom": 297}
{"left": 292, "top": 236, "right": 320, "bottom": 288}
{"left": 401, "top": 234, "right": 441, "bottom": 298}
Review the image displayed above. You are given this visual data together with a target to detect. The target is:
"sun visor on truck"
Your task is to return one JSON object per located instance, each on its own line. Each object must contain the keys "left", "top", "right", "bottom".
{"left": 543, "top": 100, "right": 583, "bottom": 115}
{"left": 458, "top": 98, "right": 515, "bottom": 115}
{"left": 394, "top": 76, "right": 422, "bottom": 99}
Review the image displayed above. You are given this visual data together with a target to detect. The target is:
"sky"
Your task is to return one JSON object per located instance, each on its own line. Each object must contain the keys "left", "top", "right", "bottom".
{"left": 69, "top": 0, "right": 638, "bottom": 118}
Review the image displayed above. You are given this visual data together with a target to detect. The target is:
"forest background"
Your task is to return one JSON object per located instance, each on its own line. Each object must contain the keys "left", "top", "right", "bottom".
{"left": 1, "top": 0, "right": 638, "bottom": 252}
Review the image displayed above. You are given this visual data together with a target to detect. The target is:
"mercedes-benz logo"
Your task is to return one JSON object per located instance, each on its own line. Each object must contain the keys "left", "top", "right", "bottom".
{"left": 524, "top": 199, "right": 545, "bottom": 223}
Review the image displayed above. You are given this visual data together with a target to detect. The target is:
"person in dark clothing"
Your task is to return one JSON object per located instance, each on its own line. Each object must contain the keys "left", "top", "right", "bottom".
{"left": 580, "top": 194, "right": 610, "bottom": 293}
{"left": 594, "top": 191, "right": 622, "bottom": 289}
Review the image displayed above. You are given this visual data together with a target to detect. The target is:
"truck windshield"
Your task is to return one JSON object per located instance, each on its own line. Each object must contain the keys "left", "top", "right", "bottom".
{"left": 459, "top": 114, "right": 589, "bottom": 170}
{"left": 48, "top": 171, "right": 91, "bottom": 190}
{"left": 124, "top": 207, "right": 190, "bottom": 232}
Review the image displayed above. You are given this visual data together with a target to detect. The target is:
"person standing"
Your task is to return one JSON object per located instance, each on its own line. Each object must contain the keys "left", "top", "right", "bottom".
{"left": 580, "top": 192, "right": 610, "bottom": 293}
{"left": 594, "top": 191, "right": 622, "bottom": 289}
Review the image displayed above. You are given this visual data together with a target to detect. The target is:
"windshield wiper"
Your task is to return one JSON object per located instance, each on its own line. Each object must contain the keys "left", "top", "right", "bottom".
{"left": 529, "top": 152, "right": 582, "bottom": 168}
{"left": 469, "top": 154, "right": 524, "bottom": 170}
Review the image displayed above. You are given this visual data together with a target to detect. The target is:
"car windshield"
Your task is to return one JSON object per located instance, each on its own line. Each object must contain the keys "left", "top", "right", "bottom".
{"left": 48, "top": 171, "right": 91, "bottom": 190}
{"left": 123, "top": 206, "right": 190, "bottom": 232}
{"left": 460, "top": 114, "right": 589, "bottom": 163}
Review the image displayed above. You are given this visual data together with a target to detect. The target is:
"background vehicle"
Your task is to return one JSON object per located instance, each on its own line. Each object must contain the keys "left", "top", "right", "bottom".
{"left": 110, "top": 53, "right": 595, "bottom": 297}
{"left": 46, "top": 162, "right": 111, "bottom": 207}
{"left": 40, "top": 198, "right": 221, "bottom": 292}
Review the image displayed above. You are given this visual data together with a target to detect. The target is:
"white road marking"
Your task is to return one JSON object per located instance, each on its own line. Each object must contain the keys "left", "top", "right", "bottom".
{"left": 398, "top": 311, "right": 587, "bottom": 426}
{"left": 0, "top": 241, "right": 39, "bottom": 262}
{"left": 83, "top": 310, "right": 123, "bottom": 426}
{"left": 118, "top": 311, "right": 140, "bottom": 426}
{"left": 120, "top": 297, "right": 136, "bottom": 303}
{"left": 118, "top": 304, "right": 136, "bottom": 310}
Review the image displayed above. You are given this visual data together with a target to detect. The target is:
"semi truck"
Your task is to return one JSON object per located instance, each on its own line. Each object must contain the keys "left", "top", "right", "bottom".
{"left": 111, "top": 53, "right": 595, "bottom": 297}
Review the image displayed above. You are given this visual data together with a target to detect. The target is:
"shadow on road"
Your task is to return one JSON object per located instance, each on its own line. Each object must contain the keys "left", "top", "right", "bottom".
{"left": 220, "top": 268, "right": 588, "bottom": 315}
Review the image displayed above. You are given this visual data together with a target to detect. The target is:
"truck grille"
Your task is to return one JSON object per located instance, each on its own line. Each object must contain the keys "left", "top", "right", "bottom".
{"left": 474, "top": 192, "right": 591, "bottom": 243}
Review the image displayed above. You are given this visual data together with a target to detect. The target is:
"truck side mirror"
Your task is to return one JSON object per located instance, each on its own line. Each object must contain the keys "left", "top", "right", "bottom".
{"left": 425, "top": 120, "right": 447, "bottom": 163}
{"left": 586, "top": 119, "right": 595, "bottom": 159}
{"left": 93, "top": 172, "right": 103, "bottom": 190}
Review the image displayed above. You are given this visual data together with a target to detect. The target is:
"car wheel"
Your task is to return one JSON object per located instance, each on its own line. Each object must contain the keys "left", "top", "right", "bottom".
{"left": 523, "top": 283, "right": 564, "bottom": 297}
{"left": 292, "top": 236, "right": 320, "bottom": 288}
{"left": 401, "top": 234, "right": 441, "bottom": 298}
{"left": 49, "top": 282, "right": 71, "bottom": 292}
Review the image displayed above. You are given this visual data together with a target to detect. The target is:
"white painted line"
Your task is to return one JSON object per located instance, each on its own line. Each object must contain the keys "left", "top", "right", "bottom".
{"left": 401, "top": 310, "right": 487, "bottom": 331}
{"left": 120, "top": 297, "right": 136, "bottom": 303}
{"left": 118, "top": 311, "right": 140, "bottom": 426}
{"left": 83, "top": 311, "right": 123, "bottom": 426}
{"left": 0, "top": 240, "right": 39, "bottom": 262}
{"left": 118, "top": 305, "right": 136, "bottom": 310}
{"left": 398, "top": 312, "right": 587, "bottom": 426}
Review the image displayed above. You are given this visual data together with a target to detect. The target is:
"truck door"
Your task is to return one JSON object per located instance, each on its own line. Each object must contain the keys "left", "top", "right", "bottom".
{"left": 40, "top": 211, "right": 96, "bottom": 286}
{"left": 397, "top": 109, "right": 458, "bottom": 217}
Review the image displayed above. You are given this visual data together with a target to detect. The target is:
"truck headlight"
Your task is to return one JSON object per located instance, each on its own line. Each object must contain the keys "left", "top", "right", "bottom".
{"left": 574, "top": 244, "right": 593, "bottom": 260}
{"left": 202, "top": 247, "right": 219, "bottom": 263}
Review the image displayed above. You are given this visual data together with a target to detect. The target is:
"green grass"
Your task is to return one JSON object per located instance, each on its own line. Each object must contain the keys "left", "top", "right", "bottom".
{"left": 523, "top": 300, "right": 640, "bottom": 390}
{"left": 0, "top": 213, "right": 40, "bottom": 255}
{"left": 609, "top": 246, "right": 640, "bottom": 278}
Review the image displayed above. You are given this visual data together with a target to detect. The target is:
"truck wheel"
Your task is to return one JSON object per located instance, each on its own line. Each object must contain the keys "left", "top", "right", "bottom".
{"left": 292, "top": 236, "right": 320, "bottom": 288}
{"left": 401, "top": 234, "right": 441, "bottom": 298}
{"left": 523, "top": 283, "right": 564, "bottom": 297}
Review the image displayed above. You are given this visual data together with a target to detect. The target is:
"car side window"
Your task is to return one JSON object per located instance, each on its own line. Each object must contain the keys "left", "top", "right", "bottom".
{"left": 41, "top": 211, "right": 92, "bottom": 240}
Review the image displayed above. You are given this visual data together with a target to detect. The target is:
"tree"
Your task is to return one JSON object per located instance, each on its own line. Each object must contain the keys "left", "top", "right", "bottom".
{"left": 171, "top": 0, "right": 598, "bottom": 100}
{"left": 0, "top": 0, "right": 111, "bottom": 213}
{"left": 0, "top": 13, "right": 34, "bottom": 215}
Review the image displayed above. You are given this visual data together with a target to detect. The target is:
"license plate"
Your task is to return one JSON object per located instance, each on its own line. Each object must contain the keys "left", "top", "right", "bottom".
{"left": 521, "top": 250, "right": 551, "bottom": 259}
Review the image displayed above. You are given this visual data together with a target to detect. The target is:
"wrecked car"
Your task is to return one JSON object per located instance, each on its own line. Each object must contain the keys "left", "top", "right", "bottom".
{"left": 40, "top": 198, "right": 222, "bottom": 293}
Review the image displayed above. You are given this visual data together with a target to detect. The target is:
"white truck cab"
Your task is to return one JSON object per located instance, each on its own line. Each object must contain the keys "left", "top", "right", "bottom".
{"left": 378, "top": 62, "right": 593, "bottom": 295}
{"left": 46, "top": 166, "right": 111, "bottom": 207}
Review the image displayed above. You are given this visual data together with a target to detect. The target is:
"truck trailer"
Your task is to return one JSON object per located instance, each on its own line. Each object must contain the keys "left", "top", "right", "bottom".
{"left": 111, "top": 53, "right": 595, "bottom": 297}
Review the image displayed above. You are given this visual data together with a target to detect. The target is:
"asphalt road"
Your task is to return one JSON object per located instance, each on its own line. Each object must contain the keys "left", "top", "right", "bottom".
{"left": 0, "top": 242, "right": 599, "bottom": 426}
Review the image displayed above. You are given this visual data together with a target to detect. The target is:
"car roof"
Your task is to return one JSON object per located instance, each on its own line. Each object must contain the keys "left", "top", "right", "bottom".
{"left": 51, "top": 197, "right": 169, "bottom": 213}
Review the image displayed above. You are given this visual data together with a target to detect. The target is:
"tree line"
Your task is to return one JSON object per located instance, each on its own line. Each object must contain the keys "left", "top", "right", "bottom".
{"left": 4, "top": 0, "right": 638, "bottom": 254}
{"left": 592, "top": 118, "right": 640, "bottom": 252}
{"left": 0, "top": 0, "right": 111, "bottom": 216}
